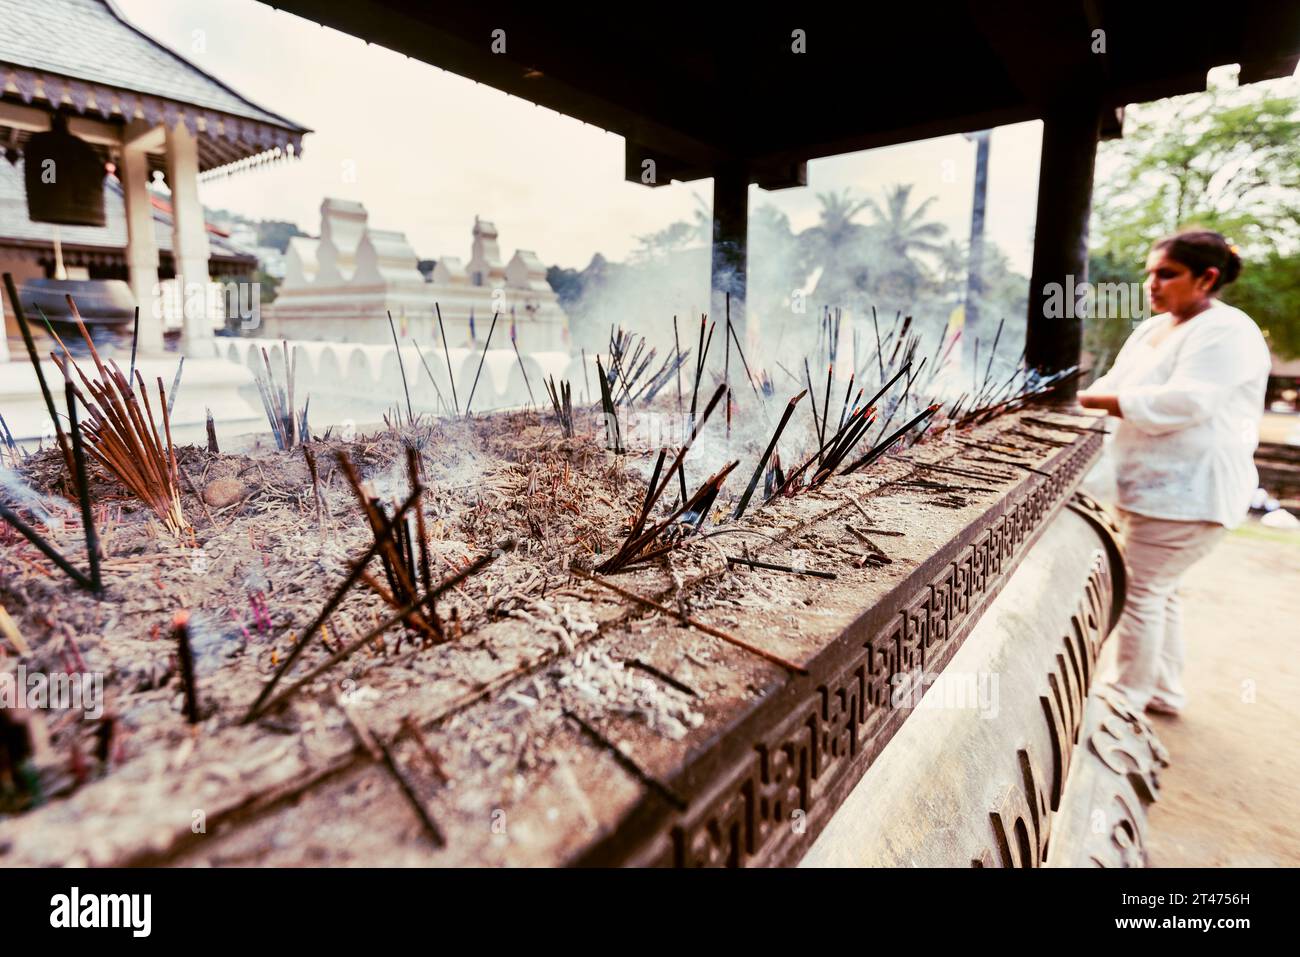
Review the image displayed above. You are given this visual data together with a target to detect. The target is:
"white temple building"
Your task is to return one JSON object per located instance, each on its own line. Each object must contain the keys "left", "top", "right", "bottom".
{"left": 261, "top": 198, "right": 570, "bottom": 351}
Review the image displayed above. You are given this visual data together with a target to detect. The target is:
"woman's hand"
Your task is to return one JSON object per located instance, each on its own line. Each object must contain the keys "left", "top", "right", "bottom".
{"left": 1078, "top": 393, "right": 1122, "bottom": 417}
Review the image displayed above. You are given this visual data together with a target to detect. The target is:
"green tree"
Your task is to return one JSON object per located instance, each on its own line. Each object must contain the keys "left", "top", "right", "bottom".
{"left": 1090, "top": 80, "right": 1300, "bottom": 363}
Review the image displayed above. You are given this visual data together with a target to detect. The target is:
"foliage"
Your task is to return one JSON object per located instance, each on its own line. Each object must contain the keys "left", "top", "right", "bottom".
{"left": 1090, "top": 80, "right": 1300, "bottom": 363}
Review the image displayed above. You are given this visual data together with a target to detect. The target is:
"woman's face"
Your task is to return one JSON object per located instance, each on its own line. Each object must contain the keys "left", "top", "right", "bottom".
{"left": 1144, "top": 248, "right": 1217, "bottom": 317}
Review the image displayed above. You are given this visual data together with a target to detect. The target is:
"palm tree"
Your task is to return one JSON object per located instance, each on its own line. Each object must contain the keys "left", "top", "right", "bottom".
{"left": 866, "top": 184, "right": 948, "bottom": 260}
{"left": 864, "top": 184, "right": 947, "bottom": 301}
{"left": 799, "top": 189, "right": 876, "bottom": 306}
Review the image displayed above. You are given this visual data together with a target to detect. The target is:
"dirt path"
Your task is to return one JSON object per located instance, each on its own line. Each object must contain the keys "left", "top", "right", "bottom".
{"left": 1125, "top": 523, "right": 1300, "bottom": 867}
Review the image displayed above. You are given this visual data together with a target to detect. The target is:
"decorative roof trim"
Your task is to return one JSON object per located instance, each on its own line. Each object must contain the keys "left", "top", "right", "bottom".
{"left": 1, "top": 64, "right": 305, "bottom": 175}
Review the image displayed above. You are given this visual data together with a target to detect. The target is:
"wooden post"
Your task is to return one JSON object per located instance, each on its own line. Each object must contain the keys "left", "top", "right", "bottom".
{"left": 165, "top": 121, "right": 212, "bottom": 357}
{"left": 1025, "top": 98, "right": 1102, "bottom": 399}
{"left": 120, "top": 137, "right": 163, "bottom": 355}
{"left": 711, "top": 162, "right": 749, "bottom": 340}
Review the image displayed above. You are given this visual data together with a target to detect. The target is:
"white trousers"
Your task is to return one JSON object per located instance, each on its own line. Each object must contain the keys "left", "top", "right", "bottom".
{"left": 1104, "top": 509, "right": 1226, "bottom": 713}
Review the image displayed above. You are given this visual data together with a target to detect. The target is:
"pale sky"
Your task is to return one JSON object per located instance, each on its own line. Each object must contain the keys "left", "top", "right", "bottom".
{"left": 116, "top": 0, "right": 1044, "bottom": 273}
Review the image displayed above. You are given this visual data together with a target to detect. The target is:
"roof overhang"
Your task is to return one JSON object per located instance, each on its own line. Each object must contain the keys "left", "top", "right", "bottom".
{"left": 265, "top": 1, "right": 1300, "bottom": 186}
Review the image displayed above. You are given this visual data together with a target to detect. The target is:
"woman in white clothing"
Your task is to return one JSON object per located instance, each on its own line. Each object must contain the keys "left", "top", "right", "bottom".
{"left": 1078, "top": 230, "right": 1271, "bottom": 716}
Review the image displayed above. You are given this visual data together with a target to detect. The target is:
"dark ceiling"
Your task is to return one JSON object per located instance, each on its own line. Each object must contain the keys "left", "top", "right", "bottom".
{"left": 267, "top": 1, "right": 1300, "bottom": 187}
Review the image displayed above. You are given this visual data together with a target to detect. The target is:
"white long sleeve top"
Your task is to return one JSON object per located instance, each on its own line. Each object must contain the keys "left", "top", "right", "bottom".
{"left": 1082, "top": 301, "right": 1270, "bottom": 528}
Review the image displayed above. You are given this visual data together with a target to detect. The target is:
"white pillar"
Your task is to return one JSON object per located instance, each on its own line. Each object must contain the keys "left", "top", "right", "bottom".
{"left": 165, "top": 121, "right": 212, "bottom": 357}
{"left": 120, "top": 139, "right": 163, "bottom": 354}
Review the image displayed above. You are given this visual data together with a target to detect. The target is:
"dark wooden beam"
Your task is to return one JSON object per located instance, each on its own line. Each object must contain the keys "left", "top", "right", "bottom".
{"left": 1025, "top": 96, "right": 1103, "bottom": 395}
{"left": 710, "top": 161, "right": 748, "bottom": 339}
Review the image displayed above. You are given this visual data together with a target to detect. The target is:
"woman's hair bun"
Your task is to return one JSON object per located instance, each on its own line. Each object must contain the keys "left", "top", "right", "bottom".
{"left": 1221, "top": 244, "right": 1242, "bottom": 285}
{"left": 1153, "top": 229, "right": 1242, "bottom": 291}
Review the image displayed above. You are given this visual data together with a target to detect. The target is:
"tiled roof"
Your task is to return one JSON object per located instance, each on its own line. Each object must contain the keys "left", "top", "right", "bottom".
{"left": 0, "top": 0, "right": 303, "bottom": 131}
{"left": 0, "top": 157, "right": 253, "bottom": 262}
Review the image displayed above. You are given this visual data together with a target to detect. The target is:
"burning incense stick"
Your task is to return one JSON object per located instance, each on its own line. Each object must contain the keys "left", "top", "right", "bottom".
{"left": 581, "top": 348, "right": 591, "bottom": 406}
{"left": 435, "top": 302, "right": 460, "bottom": 416}
{"left": 405, "top": 447, "right": 433, "bottom": 598}
{"left": 463, "top": 311, "right": 499, "bottom": 416}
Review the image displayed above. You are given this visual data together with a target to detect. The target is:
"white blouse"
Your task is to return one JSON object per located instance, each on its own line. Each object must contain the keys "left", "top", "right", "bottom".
{"left": 1083, "top": 302, "right": 1270, "bottom": 528}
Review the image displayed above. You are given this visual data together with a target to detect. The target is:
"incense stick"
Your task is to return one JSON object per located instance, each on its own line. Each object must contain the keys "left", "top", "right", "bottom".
{"left": 166, "top": 356, "right": 184, "bottom": 419}
{"left": 412, "top": 339, "right": 449, "bottom": 415}
{"left": 732, "top": 389, "right": 806, "bottom": 521}
{"left": 387, "top": 311, "right": 414, "bottom": 426}
{"left": 726, "top": 555, "right": 837, "bottom": 579}
{"left": 435, "top": 302, "right": 460, "bottom": 416}
{"left": 128, "top": 306, "right": 139, "bottom": 383}
{"left": 173, "top": 611, "right": 200, "bottom": 724}
{"left": 64, "top": 381, "right": 101, "bottom": 592}
{"left": 463, "top": 311, "right": 498, "bottom": 416}
{"left": 3, "top": 272, "right": 74, "bottom": 487}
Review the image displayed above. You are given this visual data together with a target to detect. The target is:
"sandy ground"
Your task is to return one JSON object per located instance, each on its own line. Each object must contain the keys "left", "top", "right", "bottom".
{"left": 1120, "top": 522, "right": 1300, "bottom": 867}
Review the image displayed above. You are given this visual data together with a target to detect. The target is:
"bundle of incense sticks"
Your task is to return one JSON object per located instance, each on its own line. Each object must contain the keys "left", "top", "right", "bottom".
{"left": 544, "top": 375, "right": 574, "bottom": 438}
{"left": 732, "top": 389, "right": 806, "bottom": 521}
{"left": 843, "top": 404, "right": 941, "bottom": 475}
{"left": 245, "top": 535, "right": 514, "bottom": 722}
{"left": 594, "top": 355, "right": 623, "bottom": 454}
{"left": 252, "top": 343, "right": 307, "bottom": 450}
{"left": 596, "top": 384, "right": 726, "bottom": 573}
{"left": 630, "top": 346, "right": 692, "bottom": 406}
{"left": 336, "top": 450, "right": 440, "bottom": 648}
{"left": 45, "top": 295, "right": 189, "bottom": 537}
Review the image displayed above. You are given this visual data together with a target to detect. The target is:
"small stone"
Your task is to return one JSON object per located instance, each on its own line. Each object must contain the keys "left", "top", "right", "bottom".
{"left": 203, "top": 476, "right": 245, "bottom": 508}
